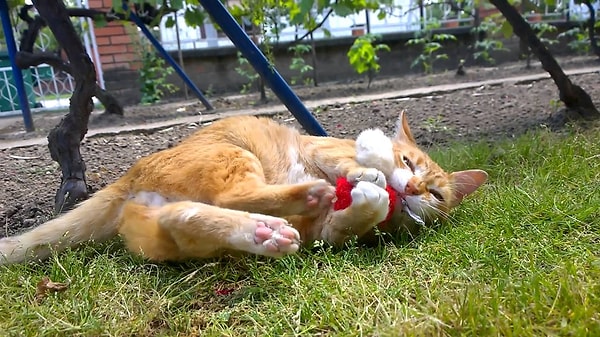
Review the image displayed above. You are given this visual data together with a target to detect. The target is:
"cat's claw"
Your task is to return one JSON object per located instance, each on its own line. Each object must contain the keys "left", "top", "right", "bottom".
{"left": 248, "top": 214, "right": 301, "bottom": 257}
{"left": 347, "top": 168, "right": 387, "bottom": 189}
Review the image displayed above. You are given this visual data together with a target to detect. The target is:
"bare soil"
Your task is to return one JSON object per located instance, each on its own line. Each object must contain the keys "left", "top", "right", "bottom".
{"left": 1, "top": 57, "right": 599, "bottom": 237}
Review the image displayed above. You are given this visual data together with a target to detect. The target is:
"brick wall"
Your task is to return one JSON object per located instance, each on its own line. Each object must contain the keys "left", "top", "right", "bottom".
{"left": 87, "top": 0, "right": 139, "bottom": 70}
{"left": 87, "top": 0, "right": 141, "bottom": 105}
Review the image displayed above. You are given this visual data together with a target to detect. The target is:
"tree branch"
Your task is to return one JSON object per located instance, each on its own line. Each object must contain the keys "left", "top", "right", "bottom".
{"left": 15, "top": 51, "right": 124, "bottom": 115}
{"left": 291, "top": 8, "right": 334, "bottom": 44}
{"left": 15, "top": 51, "right": 70, "bottom": 72}
{"left": 583, "top": 0, "right": 600, "bottom": 58}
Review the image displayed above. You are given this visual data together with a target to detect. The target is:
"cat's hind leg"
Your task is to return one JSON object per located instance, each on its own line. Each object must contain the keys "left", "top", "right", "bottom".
{"left": 118, "top": 199, "right": 300, "bottom": 261}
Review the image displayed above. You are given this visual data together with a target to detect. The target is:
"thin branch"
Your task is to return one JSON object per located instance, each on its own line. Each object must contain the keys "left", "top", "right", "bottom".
{"left": 15, "top": 50, "right": 124, "bottom": 115}
{"left": 15, "top": 51, "right": 70, "bottom": 72}
{"left": 18, "top": 4, "right": 34, "bottom": 23}
{"left": 18, "top": 18, "right": 44, "bottom": 52}
{"left": 291, "top": 8, "right": 334, "bottom": 44}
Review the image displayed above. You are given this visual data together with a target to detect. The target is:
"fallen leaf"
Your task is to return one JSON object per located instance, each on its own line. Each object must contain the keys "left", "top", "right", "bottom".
{"left": 35, "top": 277, "right": 69, "bottom": 302}
{"left": 88, "top": 172, "right": 102, "bottom": 183}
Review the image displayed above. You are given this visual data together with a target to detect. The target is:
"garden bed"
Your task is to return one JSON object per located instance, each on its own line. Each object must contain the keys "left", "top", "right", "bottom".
{"left": 0, "top": 56, "right": 599, "bottom": 236}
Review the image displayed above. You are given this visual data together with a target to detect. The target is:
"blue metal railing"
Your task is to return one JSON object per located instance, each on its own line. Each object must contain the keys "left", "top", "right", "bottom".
{"left": 199, "top": 0, "right": 327, "bottom": 136}
{"left": 0, "top": 0, "right": 34, "bottom": 131}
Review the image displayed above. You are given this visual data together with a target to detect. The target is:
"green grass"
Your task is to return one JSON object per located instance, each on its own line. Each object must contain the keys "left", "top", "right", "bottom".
{"left": 2, "top": 125, "right": 600, "bottom": 336}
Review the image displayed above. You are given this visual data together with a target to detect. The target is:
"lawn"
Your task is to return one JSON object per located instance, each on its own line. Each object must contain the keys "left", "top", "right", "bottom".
{"left": 1, "top": 124, "right": 599, "bottom": 336}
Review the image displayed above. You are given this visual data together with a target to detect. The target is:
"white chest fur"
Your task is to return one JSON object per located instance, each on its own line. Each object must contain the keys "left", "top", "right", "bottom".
{"left": 287, "top": 146, "right": 318, "bottom": 183}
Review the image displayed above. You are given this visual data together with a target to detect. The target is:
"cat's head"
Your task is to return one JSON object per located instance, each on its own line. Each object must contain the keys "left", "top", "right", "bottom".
{"left": 355, "top": 111, "right": 488, "bottom": 232}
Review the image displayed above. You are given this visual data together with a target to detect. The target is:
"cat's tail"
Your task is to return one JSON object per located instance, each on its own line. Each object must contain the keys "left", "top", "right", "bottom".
{"left": 0, "top": 182, "right": 129, "bottom": 265}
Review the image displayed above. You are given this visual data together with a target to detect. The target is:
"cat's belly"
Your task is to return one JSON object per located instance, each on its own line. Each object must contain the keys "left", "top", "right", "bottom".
{"left": 286, "top": 147, "right": 319, "bottom": 184}
{"left": 130, "top": 191, "right": 172, "bottom": 207}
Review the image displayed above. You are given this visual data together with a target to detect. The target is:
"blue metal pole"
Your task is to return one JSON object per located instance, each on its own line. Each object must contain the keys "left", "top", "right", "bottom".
{"left": 0, "top": 0, "right": 34, "bottom": 131}
{"left": 127, "top": 9, "right": 214, "bottom": 110}
{"left": 199, "top": 0, "right": 327, "bottom": 136}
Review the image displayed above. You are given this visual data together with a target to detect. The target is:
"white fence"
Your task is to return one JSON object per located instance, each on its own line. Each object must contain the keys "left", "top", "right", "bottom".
{"left": 157, "top": 0, "right": 589, "bottom": 51}
{"left": 0, "top": 64, "right": 76, "bottom": 116}
{"left": 159, "top": 0, "right": 422, "bottom": 51}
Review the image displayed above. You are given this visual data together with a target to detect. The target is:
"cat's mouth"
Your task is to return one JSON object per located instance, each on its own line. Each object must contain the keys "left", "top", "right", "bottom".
{"left": 397, "top": 197, "right": 425, "bottom": 226}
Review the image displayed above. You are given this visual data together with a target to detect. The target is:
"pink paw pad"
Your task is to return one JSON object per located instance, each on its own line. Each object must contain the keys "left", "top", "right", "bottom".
{"left": 252, "top": 218, "right": 301, "bottom": 254}
{"left": 305, "top": 181, "right": 336, "bottom": 212}
{"left": 254, "top": 222, "right": 274, "bottom": 241}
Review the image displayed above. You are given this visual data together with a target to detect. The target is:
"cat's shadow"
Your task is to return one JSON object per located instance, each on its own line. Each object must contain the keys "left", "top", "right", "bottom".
{"left": 147, "top": 226, "right": 437, "bottom": 272}
{"left": 302, "top": 227, "right": 436, "bottom": 268}
{"left": 46, "top": 231, "right": 436, "bottom": 308}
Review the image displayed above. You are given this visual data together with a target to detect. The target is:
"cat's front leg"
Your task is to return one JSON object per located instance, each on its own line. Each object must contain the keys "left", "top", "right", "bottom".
{"left": 321, "top": 181, "right": 389, "bottom": 245}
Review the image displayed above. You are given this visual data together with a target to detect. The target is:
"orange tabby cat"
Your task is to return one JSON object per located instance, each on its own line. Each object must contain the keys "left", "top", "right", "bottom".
{"left": 0, "top": 112, "right": 487, "bottom": 264}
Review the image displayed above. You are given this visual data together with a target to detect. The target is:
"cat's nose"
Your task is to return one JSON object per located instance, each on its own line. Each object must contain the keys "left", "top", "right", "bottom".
{"left": 405, "top": 179, "right": 425, "bottom": 195}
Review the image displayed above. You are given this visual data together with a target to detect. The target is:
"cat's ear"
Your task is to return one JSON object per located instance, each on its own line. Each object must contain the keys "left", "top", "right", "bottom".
{"left": 394, "top": 110, "right": 416, "bottom": 144}
{"left": 449, "top": 169, "right": 488, "bottom": 207}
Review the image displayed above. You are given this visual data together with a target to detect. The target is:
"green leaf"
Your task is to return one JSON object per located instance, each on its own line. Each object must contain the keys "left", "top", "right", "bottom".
{"left": 112, "top": 0, "right": 123, "bottom": 13}
{"left": 375, "top": 44, "right": 391, "bottom": 52}
{"left": 316, "top": 0, "right": 332, "bottom": 11}
{"left": 164, "top": 16, "right": 176, "bottom": 28}
{"left": 299, "top": 0, "right": 315, "bottom": 16}
{"left": 410, "top": 57, "right": 421, "bottom": 69}
{"left": 500, "top": 20, "right": 513, "bottom": 39}
{"left": 331, "top": 3, "right": 354, "bottom": 16}
{"left": 94, "top": 15, "right": 108, "bottom": 28}
{"left": 183, "top": 8, "right": 205, "bottom": 27}
{"left": 170, "top": 0, "right": 184, "bottom": 10}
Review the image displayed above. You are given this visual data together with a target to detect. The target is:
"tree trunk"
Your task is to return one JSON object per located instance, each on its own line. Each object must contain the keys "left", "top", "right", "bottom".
{"left": 583, "top": 0, "right": 600, "bottom": 58}
{"left": 489, "top": 0, "right": 599, "bottom": 119}
{"left": 32, "top": 0, "right": 96, "bottom": 213}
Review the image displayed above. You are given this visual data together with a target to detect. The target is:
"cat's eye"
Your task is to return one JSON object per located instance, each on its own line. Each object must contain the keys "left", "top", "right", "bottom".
{"left": 430, "top": 189, "right": 444, "bottom": 201}
{"left": 402, "top": 156, "right": 415, "bottom": 172}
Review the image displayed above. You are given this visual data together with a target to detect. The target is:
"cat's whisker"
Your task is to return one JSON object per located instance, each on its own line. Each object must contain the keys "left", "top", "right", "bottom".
{"left": 419, "top": 205, "right": 432, "bottom": 226}
{"left": 421, "top": 202, "right": 450, "bottom": 223}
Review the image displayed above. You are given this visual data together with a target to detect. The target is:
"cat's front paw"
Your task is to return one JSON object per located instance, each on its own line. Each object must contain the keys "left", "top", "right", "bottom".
{"left": 245, "top": 214, "right": 301, "bottom": 258}
{"left": 303, "top": 180, "right": 336, "bottom": 215}
{"left": 348, "top": 181, "right": 390, "bottom": 225}
{"left": 347, "top": 168, "right": 387, "bottom": 189}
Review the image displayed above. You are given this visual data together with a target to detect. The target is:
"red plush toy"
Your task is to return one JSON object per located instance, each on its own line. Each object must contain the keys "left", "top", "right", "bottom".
{"left": 333, "top": 177, "right": 397, "bottom": 224}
